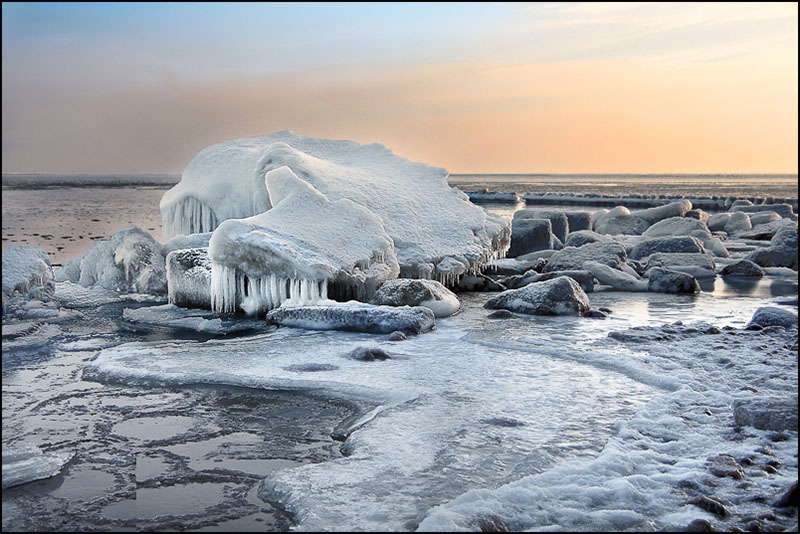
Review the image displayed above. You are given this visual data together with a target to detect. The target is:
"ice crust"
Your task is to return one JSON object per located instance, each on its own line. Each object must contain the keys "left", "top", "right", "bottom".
{"left": 2, "top": 443, "right": 73, "bottom": 489}
{"left": 161, "top": 131, "right": 510, "bottom": 286}
{"left": 2, "top": 246, "right": 54, "bottom": 298}
{"left": 266, "top": 301, "right": 435, "bottom": 334}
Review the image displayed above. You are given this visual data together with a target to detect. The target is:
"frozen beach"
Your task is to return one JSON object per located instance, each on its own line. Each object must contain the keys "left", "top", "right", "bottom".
{"left": 2, "top": 163, "right": 798, "bottom": 532}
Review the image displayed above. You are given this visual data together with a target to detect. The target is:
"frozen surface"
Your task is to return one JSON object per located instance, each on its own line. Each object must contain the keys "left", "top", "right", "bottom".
{"left": 2, "top": 444, "right": 73, "bottom": 489}
{"left": 266, "top": 301, "right": 435, "bottom": 334}
{"left": 123, "top": 304, "right": 269, "bottom": 334}
{"left": 2, "top": 246, "right": 54, "bottom": 298}
{"left": 161, "top": 131, "right": 510, "bottom": 284}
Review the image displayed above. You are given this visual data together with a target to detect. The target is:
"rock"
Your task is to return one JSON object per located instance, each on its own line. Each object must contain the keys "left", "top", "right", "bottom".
{"left": 731, "top": 199, "right": 754, "bottom": 208}
{"left": 737, "top": 219, "right": 796, "bottom": 241}
{"left": 643, "top": 217, "right": 712, "bottom": 239}
{"left": 743, "top": 520, "right": 762, "bottom": 532}
{"left": 647, "top": 267, "right": 701, "bottom": 293}
{"left": 267, "top": 302, "right": 435, "bottom": 334}
{"left": 595, "top": 214, "right": 650, "bottom": 235}
{"left": 724, "top": 212, "right": 752, "bottom": 234}
{"left": 583, "top": 261, "right": 647, "bottom": 291}
{"left": 565, "top": 211, "right": 592, "bottom": 232}
{"left": 544, "top": 242, "right": 628, "bottom": 272}
{"left": 372, "top": 279, "right": 460, "bottom": 317}
{"left": 387, "top": 330, "right": 407, "bottom": 341}
{"left": 631, "top": 200, "right": 693, "bottom": 224}
{"left": 503, "top": 269, "right": 595, "bottom": 292}
{"left": 507, "top": 218, "right": 554, "bottom": 257}
{"left": 749, "top": 212, "right": 782, "bottom": 226}
{"left": 685, "top": 518, "right": 715, "bottom": 532}
{"left": 584, "top": 309, "right": 608, "bottom": 319}
{"left": 487, "top": 256, "right": 550, "bottom": 276}
{"left": 702, "top": 237, "right": 730, "bottom": 258}
{"left": 708, "top": 213, "right": 732, "bottom": 232}
{"left": 456, "top": 275, "right": 507, "bottom": 292}
{"left": 733, "top": 396, "right": 798, "bottom": 431}
{"left": 720, "top": 260, "right": 765, "bottom": 277}
{"left": 484, "top": 276, "right": 590, "bottom": 316}
{"left": 348, "top": 346, "right": 392, "bottom": 361}
{"left": 590, "top": 208, "right": 609, "bottom": 230}
{"left": 644, "top": 253, "right": 716, "bottom": 279}
{"left": 564, "top": 230, "right": 614, "bottom": 248}
{"left": 629, "top": 236, "right": 706, "bottom": 261}
{"left": 707, "top": 454, "right": 745, "bottom": 479}
{"left": 514, "top": 209, "right": 569, "bottom": 242}
{"left": 732, "top": 203, "right": 797, "bottom": 221}
{"left": 688, "top": 495, "right": 729, "bottom": 518}
{"left": 487, "top": 309, "right": 514, "bottom": 319}
{"left": 472, "top": 514, "right": 509, "bottom": 532}
{"left": 773, "top": 481, "right": 798, "bottom": 507}
{"left": 166, "top": 248, "right": 212, "bottom": 309}
{"left": 746, "top": 307, "right": 797, "bottom": 330}
{"left": 686, "top": 209, "right": 710, "bottom": 224}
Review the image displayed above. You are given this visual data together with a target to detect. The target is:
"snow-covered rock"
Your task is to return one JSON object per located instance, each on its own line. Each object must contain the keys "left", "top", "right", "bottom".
{"left": 544, "top": 242, "right": 627, "bottom": 272}
{"left": 630, "top": 200, "right": 692, "bottom": 225}
{"left": 2, "top": 443, "right": 73, "bottom": 489}
{"left": 582, "top": 261, "right": 647, "bottom": 292}
{"left": 645, "top": 267, "right": 700, "bottom": 294}
{"left": 724, "top": 211, "right": 752, "bottom": 234}
{"left": 719, "top": 260, "right": 765, "bottom": 277}
{"left": 372, "top": 279, "right": 460, "bottom": 318}
{"left": 684, "top": 209, "right": 709, "bottom": 224}
{"left": 644, "top": 253, "right": 716, "bottom": 279}
{"left": 628, "top": 236, "right": 705, "bottom": 261}
{"left": 565, "top": 211, "right": 592, "bottom": 233}
{"left": 2, "top": 246, "right": 54, "bottom": 299}
{"left": 737, "top": 218, "right": 796, "bottom": 241}
{"left": 513, "top": 210, "right": 569, "bottom": 242}
{"left": 484, "top": 276, "right": 590, "bottom": 316}
{"left": 707, "top": 213, "right": 732, "bottom": 232}
{"left": 56, "top": 227, "right": 167, "bottom": 295}
{"left": 266, "top": 301, "right": 435, "bottom": 334}
{"left": 507, "top": 218, "right": 554, "bottom": 257}
{"left": 161, "top": 131, "right": 510, "bottom": 284}
{"left": 166, "top": 248, "right": 212, "bottom": 309}
{"left": 745, "top": 306, "right": 797, "bottom": 330}
{"left": 733, "top": 396, "right": 798, "bottom": 431}
{"left": 747, "top": 224, "right": 798, "bottom": 270}
{"left": 208, "top": 167, "right": 399, "bottom": 314}
{"left": 503, "top": 270, "right": 595, "bottom": 293}
{"left": 749, "top": 211, "right": 782, "bottom": 226}
{"left": 642, "top": 217, "right": 711, "bottom": 239}
{"left": 732, "top": 203, "right": 797, "bottom": 221}
{"left": 701, "top": 237, "right": 730, "bottom": 258}
{"left": 594, "top": 214, "right": 649, "bottom": 236}
{"left": 564, "top": 230, "right": 613, "bottom": 248}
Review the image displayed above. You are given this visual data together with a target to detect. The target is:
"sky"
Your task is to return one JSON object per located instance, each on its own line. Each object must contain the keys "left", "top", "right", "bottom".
{"left": 2, "top": 2, "right": 797, "bottom": 174}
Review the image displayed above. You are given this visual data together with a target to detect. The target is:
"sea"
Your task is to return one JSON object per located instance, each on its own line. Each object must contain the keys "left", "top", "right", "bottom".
{"left": 2, "top": 173, "right": 798, "bottom": 531}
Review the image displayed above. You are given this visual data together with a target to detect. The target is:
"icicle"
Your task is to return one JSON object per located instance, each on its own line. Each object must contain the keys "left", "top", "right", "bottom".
{"left": 320, "top": 280, "right": 328, "bottom": 300}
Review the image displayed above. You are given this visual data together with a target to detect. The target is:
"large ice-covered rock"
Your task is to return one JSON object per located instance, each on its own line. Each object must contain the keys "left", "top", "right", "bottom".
{"left": 724, "top": 211, "right": 752, "bottom": 234}
{"left": 503, "top": 270, "right": 595, "bottom": 293}
{"left": 544, "top": 242, "right": 627, "bottom": 272}
{"left": 2, "top": 246, "right": 54, "bottom": 300}
{"left": 582, "top": 261, "right": 647, "bottom": 292}
{"left": 514, "top": 210, "right": 569, "bottom": 242}
{"left": 707, "top": 213, "right": 732, "bottom": 232}
{"left": 507, "top": 218, "right": 554, "bottom": 257}
{"left": 564, "top": 230, "right": 613, "bottom": 248}
{"left": 2, "top": 443, "right": 73, "bottom": 489}
{"left": 644, "top": 252, "right": 716, "bottom": 278}
{"left": 161, "top": 131, "right": 510, "bottom": 284}
{"left": 56, "top": 227, "right": 167, "bottom": 295}
{"left": 166, "top": 248, "right": 212, "bottom": 309}
{"left": 746, "top": 306, "right": 797, "bottom": 330}
{"left": 372, "top": 279, "right": 460, "bottom": 318}
{"left": 594, "top": 214, "right": 649, "bottom": 236}
{"left": 209, "top": 167, "right": 399, "bottom": 314}
{"left": 747, "top": 224, "right": 798, "bottom": 270}
{"left": 642, "top": 217, "right": 711, "bottom": 239}
{"left": 630, "top": 200, "right": 692, "bottom": 225}
{"left": 565, "top": 212, "right": 592, "bottom": 233}
{"left": 266, "top": 301, "right": 435, "bottom": 334}
{"left": 628, "top": 236, "right": 705, "bottom": 261}
{"left": 484, "top": 276, "right": 590, "bottom": 316}
{"left": 732, "top": 203, "right": 797, "bottom": 221}
{"left": 646, "top": 267, "right": 701, "bottom": 294}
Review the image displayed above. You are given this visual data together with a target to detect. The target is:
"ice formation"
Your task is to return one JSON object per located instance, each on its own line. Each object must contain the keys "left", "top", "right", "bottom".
{"left": 266, "top": 301, "right": 435, "bottom": 334}
{"left": 371, "top": 279, "right": 461, "bottom": 318}
{"left": 208, "top": 166, "right": 399, "bottom": 314}
{"left": 2, "top": 246, "right": 54, "bottom": 299}
{"left": 161, "top": 131, "right": 510, "bottom": 286}
{"left": 2, "top": 443, "right": 73, "bottom": 489}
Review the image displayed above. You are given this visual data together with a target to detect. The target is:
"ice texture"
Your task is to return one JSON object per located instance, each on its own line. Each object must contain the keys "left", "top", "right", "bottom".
{"left": 544, "top": 242, "right": 628, "bottom": 272}
{"left": 56, "top": 227, "right": 166, "bottom": 295}
{"left": 161, "top": 131, "right": 510, "bottom": 285}
{"left": 484, "top": 276, "right": 590, "bottom": 316}
{"left": 2, "top": 246, "right": 54, "bottom": 298}
{"left": 746, "top": 306, "right": 798, "bottom": 330}
{"left": 208, "top": 167, "right": 399, "bottom": 314}
{"left": 2, "top": 443, "right": 73, "bottom": 489}
{"left": 583, "top": 261, "right": 647, "bottom": 292}
{"left": 642, "top": 217, "right": 711, "bottom": 239}
{"left": 266, "top": 301, "right": 435, "bottom": 334}
{"left": 123, "top": 304, "right": 266, "bottom": 334}
{"left": 166, "top": 248, "right": 212, "bottom": 309}
{"left": 372, "top": 279, "right": 460, "bottom": 318}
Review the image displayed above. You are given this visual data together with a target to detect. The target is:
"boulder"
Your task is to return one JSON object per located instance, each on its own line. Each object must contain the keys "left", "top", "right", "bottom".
{"left": 583, "top": 261, "right": 647, "bottom": 291}
{"left": 590, "top": 208, "right": 609, "bottom": 230}
{"left": 749, "top": 211, "right": 782, "bottom": 226}
{"left": 564, "top": 230, "right": 613, "bottom": 248}
{"left": 565, "top": 211, "right": 592, "bottom": 232}
{"left": 720, "top": 260, "right": 765, "bottom": 277}
{"left": 732, "top": 203, "right": 797, "bottom": 221}
{"left": 456, "top": 275, "right": 506, "bottom": 292}
{"left": 707, "top": 212, "right": 732, "bottom": 232}
{"left": 544, "top": 242, "right": 627, "bottom": 273}
{"left": 733, "top": 396, "right": 798, "bottom": 431}
{"left": 628, "top": 236, "right": 706, "bottom": 261}
{"left": 514, "top": 210, "right": 569, "bottom": 242}
{"left": 685, "top": 209, "right": 709, "bottom": 224}
{"left": 723, "top": 211, "right": 752, "bottom": 234}
{"left": 372, "top": 279, "right": 460, "bottom": 317}
{"left": 747, "top": 224, "right": 798, "bottom": 270}
{"left": 166, "top": 247, "right": 212, "bottom": 309}
{"left": 484, "top": 276, "right": 590, "bottom": 316}
{"left": 746, "top": 306, "right": 797, "bottom": 330}
{"left": 594, "top": 215, "right": 649, "bottom": 236}
{"left": 487, "top": 255, "right": 549, "bottom": 276}
{"left": 630, "top": 200, "right": 692, "bottom": 224}
{"left": 646, "top": 267, "right": 701, "bottom": 293}
{"left": 507, "top": 218, "right": 554, "bottom": 257}
{"left": 730, "top": 199, "right": 754, "bottom": 208}
{"left": 644, "top": 253, "right": 716, "bottom": 278}
{"left": 737, "top": 219, "right": 795, "bottom": 240}
{"left": 503, "top": 269, "right": 595, "bottom": 292}
{"left": 701, "top": 237, "right": 730, "bottom": 258}
{"left": 267, "top": 302, "right": 435, "bottom": 334}
{"left": 642, "top": 217, "right": 711, "bottom": 239}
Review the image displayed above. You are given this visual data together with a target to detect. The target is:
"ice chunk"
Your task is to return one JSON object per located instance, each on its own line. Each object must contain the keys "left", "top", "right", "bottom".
{"left": 372, "top": 279, "right": 460, "bottom": 318}
{"left": 484, "top": 276, "right": 590, "bottom": 315}
{"left": 122, "top": 304, "right": 266, "bottom": 334}
{"left": 160, "top": 131, "right": 510, "bottom": 284}
{"left": 507, "top": 218, "right": 554, "bottom": 257}
{"left": 208, "top": 167, "right": 399, "bottom": 314}
{"left": 266, "top": 301, "right": 435, "bottom": 334}
{"left": 2, "top": 443, "right": 73, "bottom": 489}
{"left": 162, "top": 231, "right": 212, "bottom": 254}
{"left": 166, "top": 248, "right": 212, "bottom": 309}
{"left": 513, "top": 210, "right": 568, "bottom": 242}
{"left": 55, "top": 227, "right": 167, "bottom": 295}
{"left": 2, "top": 246, "right": 54, "bottom": 298}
